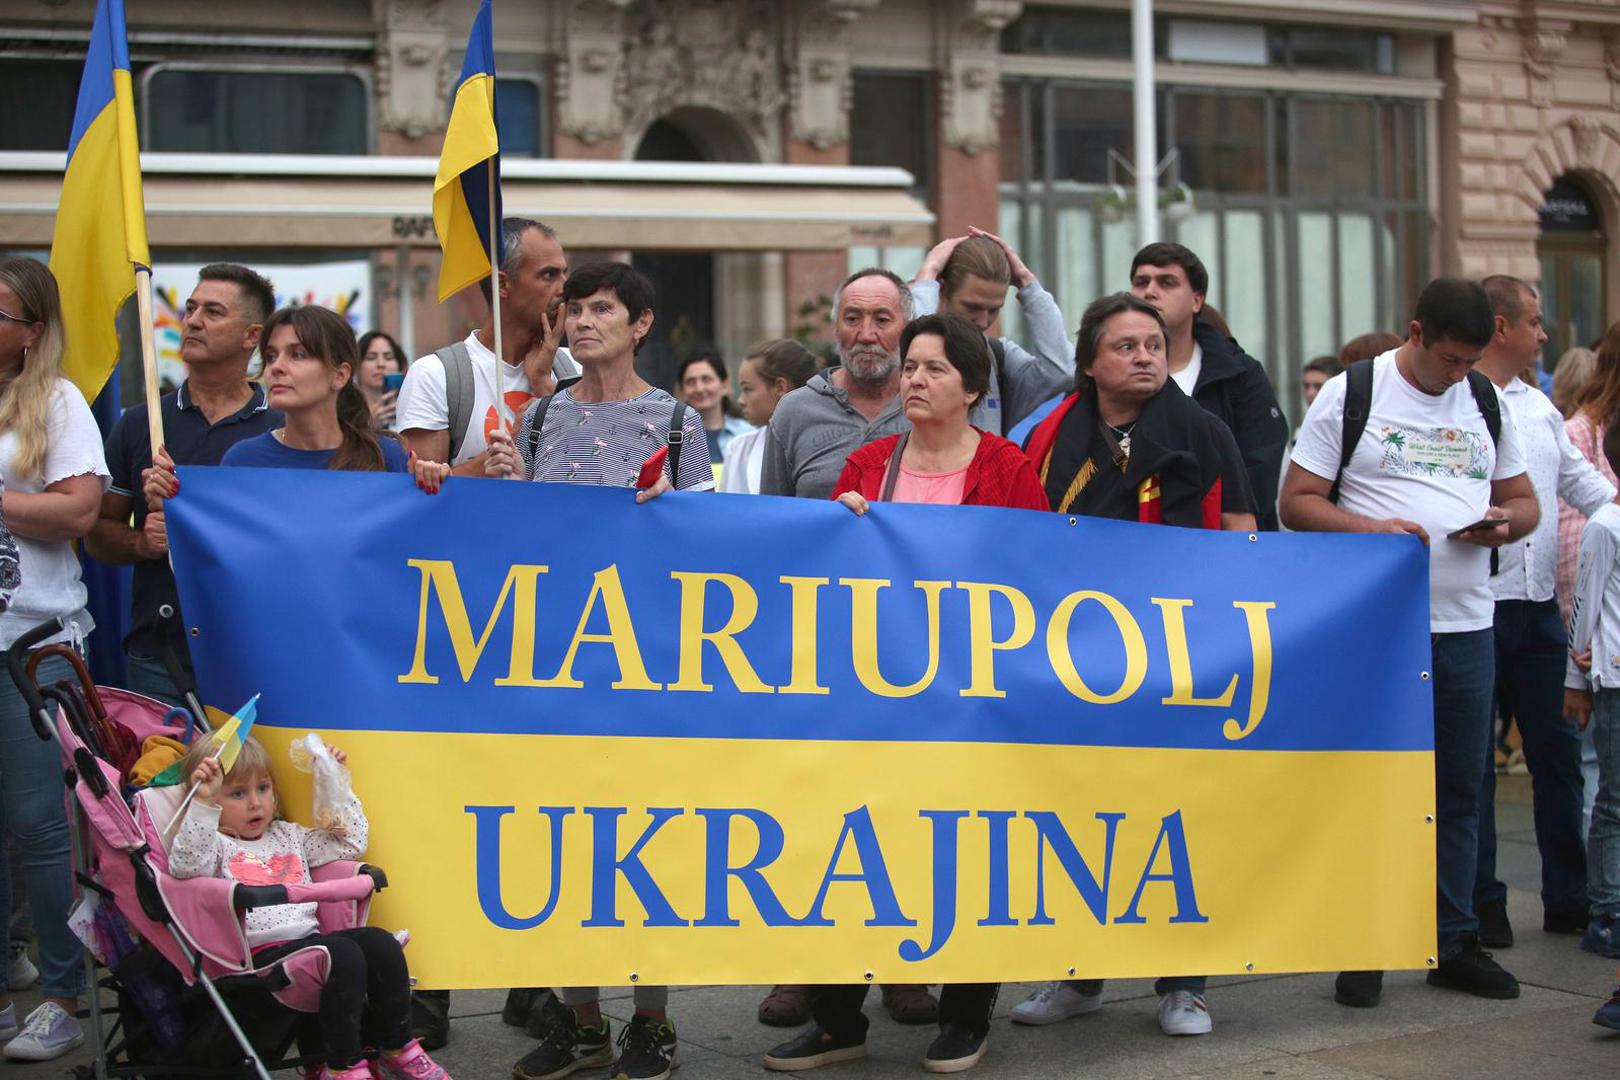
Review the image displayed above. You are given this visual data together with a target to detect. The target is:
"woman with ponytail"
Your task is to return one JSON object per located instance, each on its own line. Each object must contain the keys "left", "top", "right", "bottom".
{"left": 147, "top": 306, "right": 448, "bottom": 489}
{"left": 0, "top": 256, "right": 111, "bottom": 1061}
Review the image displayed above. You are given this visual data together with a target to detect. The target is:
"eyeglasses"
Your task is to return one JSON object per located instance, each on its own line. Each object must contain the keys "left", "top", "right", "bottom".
{"left": 0, "top": 309, "right": 36, "bottom": 327}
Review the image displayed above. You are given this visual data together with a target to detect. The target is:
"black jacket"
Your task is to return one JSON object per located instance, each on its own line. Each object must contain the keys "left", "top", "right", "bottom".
{"left": 1188, "top": 319, "right": 1289, "bottom": 530}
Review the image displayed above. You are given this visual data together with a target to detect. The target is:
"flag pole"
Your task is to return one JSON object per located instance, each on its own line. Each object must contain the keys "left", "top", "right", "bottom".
{"left": 486, "top": 167, "right": 509, "bottom": 436}
{"left": 134, "top": 266, "right": 165, "bottom": 454}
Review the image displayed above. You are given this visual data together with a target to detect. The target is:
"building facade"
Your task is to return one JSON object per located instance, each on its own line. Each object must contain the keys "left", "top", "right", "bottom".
{"left": 0, "top": 0, "right": 1615, "bottom": 416}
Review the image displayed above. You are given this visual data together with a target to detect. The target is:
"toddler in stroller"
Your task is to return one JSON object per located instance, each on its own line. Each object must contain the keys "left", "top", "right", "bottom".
{"left": 170, "top": 735, "right": 451, "bottom": 1080}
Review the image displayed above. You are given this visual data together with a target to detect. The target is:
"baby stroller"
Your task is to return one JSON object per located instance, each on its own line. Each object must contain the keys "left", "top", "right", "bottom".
{"left": 6, "top": 616, "right": 390, "bottom": 1080}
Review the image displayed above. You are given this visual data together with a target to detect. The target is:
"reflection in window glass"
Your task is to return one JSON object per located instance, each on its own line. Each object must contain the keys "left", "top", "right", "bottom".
{"left": 1270, "top": 27, "right": 1395, "bottom": 74}
{"left": 1000, "top": 200, "right": 1026, "bottom": 343}
{"left": 1101, "top": 217, "right": 1139, "bottom": 295}
{"left": 1175, "top": 212, "right": 1221, "bottom": 309}
{"left": 1056, "top": 206, "right": 1099, "bottom": 333}
{"left": 1052, "top": 86, "right": 1135, "bottom": 186}
{"left": 1571, "top": 254, "right": 1605, "bottom": 352}
{"left": 1175, "top": 93, "right": 1267, "bottom": 194}
{"left": 1380, "top": 213, "right": 1400, "bottom": 333}
{"left": 1002, "top": 7, "right": 1134, "bottom": 58}
{"left": 1299, "top": 213, "right": 1336, "bottom": 359}
{"left": 147, "top": 69, "right": 368, "bottom": 154}
{"left": 1294, "top": 100, "right": 1375, "bottom": 199}
{"left": 1225, "top": 210, "right": 1267, "bottom": 364}
{"left": 1338, "top": 214, "right": 1377, "bottom": 344}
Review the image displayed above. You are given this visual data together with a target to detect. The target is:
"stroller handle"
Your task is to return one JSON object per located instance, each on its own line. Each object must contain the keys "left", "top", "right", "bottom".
{"left": 5, "top": 617, "right": 66, "bottom": 740}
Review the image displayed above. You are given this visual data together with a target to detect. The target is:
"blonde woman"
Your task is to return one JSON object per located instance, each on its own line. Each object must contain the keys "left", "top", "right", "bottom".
{"left": 0, "top": 256, "right": 110, "bottom": 1061}
{"left": 1553, "top": 346, "right": 1598, "bottom": 418}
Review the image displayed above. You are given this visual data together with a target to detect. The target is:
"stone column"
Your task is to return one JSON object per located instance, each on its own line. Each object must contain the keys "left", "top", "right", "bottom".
{"left": 935, "top": 1, "right": 1020, "bottom": 239}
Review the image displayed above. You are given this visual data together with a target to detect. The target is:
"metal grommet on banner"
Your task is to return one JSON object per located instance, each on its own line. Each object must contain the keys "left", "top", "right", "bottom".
{"left": 189, "top": 627, "right": 201, "bottom": 637}
{"left": 1420, "top": 671, "right": 1430, "bottom": 680}
{"left": 1245, "top": 962, "right": 1254, "bottom": 972}
{"left": 1067, "top": 517, "right": 1077, "bottom": 527}
{"left": 408, "top": 976, "right": 418, "bottom": 986}
{"left": 1426, "top": 957, "right": 1436, "bottom": 967}
{"left": 863, "top": 971, "right": 874, "bottom": 982}
{"left": 1424, "top": 815, "right": 1434, "bottom": 824}
{"left": 1248, "top": 533, "right": 1257, "bottom": 542}
{"left": 1067, "top": 967, "right": 1076, "bottom": 977}
{"left": 629, "top": 972, "right": 640, "bottom": 983}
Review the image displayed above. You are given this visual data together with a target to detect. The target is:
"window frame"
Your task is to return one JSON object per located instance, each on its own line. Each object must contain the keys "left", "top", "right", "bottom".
{"left": 139, "top": 61, "right": 375, "bottom": 155}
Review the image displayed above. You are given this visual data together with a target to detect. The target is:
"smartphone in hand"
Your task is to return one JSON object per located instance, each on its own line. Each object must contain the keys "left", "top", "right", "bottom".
{"left": 383, "top": 372, "right": 406, "bottom": 392}
{"left": 1447, "top": 516, "right": 1505, "bottom": 539}
{"left": 636, "top": 446, "right": 668, "bottom": 489}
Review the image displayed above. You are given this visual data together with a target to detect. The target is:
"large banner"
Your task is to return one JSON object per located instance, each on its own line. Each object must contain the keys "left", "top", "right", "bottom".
{"left": 166, "top": 466, "right": 1436, "bottom": 988}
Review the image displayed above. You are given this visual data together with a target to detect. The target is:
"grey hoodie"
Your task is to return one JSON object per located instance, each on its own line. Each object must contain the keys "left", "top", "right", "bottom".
{"left": 758, "top": 370, "right": 909, "bottom": 500}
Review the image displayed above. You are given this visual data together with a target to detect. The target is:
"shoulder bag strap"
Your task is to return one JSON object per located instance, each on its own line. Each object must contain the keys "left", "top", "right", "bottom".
{"left": 877, "top": 432, "right": 911, "bottom": 503}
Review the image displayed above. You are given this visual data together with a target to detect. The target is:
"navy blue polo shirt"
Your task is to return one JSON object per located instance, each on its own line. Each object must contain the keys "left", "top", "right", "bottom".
{"left": 103, "top": 381, "right": 281, "bottom": 661}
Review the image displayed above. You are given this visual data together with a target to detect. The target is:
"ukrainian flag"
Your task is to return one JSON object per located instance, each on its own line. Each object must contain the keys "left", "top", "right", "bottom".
{"left": 48, "top": 0, "right": 149, "bottom": 403}
{"left": 434, "top": 0, "right": 502, "bottom": 303}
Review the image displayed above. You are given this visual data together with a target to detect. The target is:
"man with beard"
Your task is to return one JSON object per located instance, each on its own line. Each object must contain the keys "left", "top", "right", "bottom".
{"left": 759, "top": 268, "right": 913, "bottom": 500}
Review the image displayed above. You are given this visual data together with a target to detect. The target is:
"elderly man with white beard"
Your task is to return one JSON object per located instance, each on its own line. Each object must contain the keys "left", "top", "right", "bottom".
{"left": 758, "top": 268, "right": 914, "bottom": 501}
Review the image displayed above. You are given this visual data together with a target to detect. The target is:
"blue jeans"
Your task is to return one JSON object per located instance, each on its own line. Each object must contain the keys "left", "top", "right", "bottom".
{"left": 1589, "top": 690, "right": 1620, "bottom": 918}
{"left": 1476, "top": 600, "right": 1588, "bottom": 916}
{"left": 1433, "top": 629, "right": 1495, "bottom": 953}
{"left": 0, "top": 652, "right": 85, "bottom": 998}
{"left": 124, "top": 651, "right": 189, "bottom": 710}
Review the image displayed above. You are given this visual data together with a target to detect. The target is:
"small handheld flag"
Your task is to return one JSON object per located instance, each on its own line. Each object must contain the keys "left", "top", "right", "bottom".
{"left": 164, "top": 695, "right": 261, "bottom": 837}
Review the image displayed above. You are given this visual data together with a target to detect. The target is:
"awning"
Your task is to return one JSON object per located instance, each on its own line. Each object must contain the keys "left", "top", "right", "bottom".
{"left": 0, "top": 153, "right": 935, "bottom": 252}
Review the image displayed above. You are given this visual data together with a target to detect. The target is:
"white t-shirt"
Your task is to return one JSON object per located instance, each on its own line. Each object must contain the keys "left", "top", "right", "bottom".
{"left": 719, "top": 426, "right": 766, "bottom": 494}
{"left": 394, "top": 332, "right": 579, "bottom": 466}
{"left": 1291, "top": 350, "right": 1527, "bottom": 633}
{"left": 0, "top": 379, "right": 111, "bottom": 648}
{"left": 1169, "top": 342, "right": 1203, "bottom": 397}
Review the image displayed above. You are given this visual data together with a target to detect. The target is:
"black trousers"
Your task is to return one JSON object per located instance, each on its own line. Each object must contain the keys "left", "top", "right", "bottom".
{"left": 255, "top": 927, "right": 412, "bottom": 1069}
{"left": 811, "top": 983, "right": 999, "bottom": 1041}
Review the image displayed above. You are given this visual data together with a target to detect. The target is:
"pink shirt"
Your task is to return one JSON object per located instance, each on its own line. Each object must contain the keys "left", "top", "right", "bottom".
{"left": 1559, "top": 413, "right": 1618, "bottom": 628}
{"left": 890, "top": 464, "right": 968, "bottom": 506}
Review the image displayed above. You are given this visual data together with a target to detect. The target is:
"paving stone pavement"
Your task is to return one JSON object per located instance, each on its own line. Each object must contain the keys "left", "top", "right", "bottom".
{"left": 28, "top": 774, "right": 1620, "bottom": 1078}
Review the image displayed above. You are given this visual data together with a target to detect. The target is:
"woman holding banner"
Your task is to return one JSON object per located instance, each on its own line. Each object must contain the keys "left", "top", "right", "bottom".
{"left": 760, "top": 314, "right": 1042, "bottom": 1076}
{"left": 1010, "top": 293, "right": 1255, "bottom": 1039}
{"left": 0, "top": 256, "right": 111, "bottom": 1061}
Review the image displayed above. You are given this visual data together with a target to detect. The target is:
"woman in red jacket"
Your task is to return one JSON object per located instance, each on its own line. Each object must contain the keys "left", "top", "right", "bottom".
{"left": 830, "top": 313, "right": 1047, "bottom": 517}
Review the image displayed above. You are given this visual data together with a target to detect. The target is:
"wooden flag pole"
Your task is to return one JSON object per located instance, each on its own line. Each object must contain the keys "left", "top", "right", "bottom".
{"left": 134, "top": 266, "right": 165, "bottom": 454}
{"left": 486, "top": 167, "right": 509, "bottom": 436}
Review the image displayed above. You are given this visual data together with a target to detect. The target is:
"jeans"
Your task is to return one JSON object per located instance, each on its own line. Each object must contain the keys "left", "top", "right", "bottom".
{"left": 1584, "top": 722, "right": 1599, "bottom": 839}
{"left": 1433, "top": 629, "right": 1496, "bottom": 953}
{"left": 0, "top": 652, "right": 85, "bottom": 998}
{"left": 561, "top": 985, "right": 669, "bottom": 1011}
{"left": 124, "top": 651, "right": 190, "bottom": 710}
{"left": 1588, "top": 690, "right": 1620, "bottom": 918}
{"left": 256, "top": 928, "right": 411, "bottom": 1069}
{"left": 810, "top": 984, "right": 999, "bottom": 1041}
{"left": 1476, "top": 600, "right": 1588, "bottom": 916}
{"left": 1069, "top": 976, "right": 1207, "bottom": 997}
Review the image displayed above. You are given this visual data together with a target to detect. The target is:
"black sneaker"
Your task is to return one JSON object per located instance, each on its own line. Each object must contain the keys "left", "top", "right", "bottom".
{"left": 763, "top": 1026, "right": 867, "bottom": 1072}
{"left": 1477, "top": 897, "right": 1513, "bottom": 948}
{"left": 923, "top": 1024, "right": 987, "bottom": 1073}
{"left": 409, "top": 990, "right": 451, "bottom": 1051}
{"left": 1426, "top": 934, "right": 1519, "bottom": 999}
{"left": 504, "top": 988, "right": 552, "bottom": 1028}
{"left": 1333, "top": 970, "right": 1383, "bottom": 1008}
{"left": 512, "top": 1013, "right": 612, "bottom": 1080}
{"left": 611, "top": 1015, "right": 673, "bottom": 1080}
{"left": 526, "top": 991, "right": 572, "bottom": 1040}
{"left": 1545, "top": 907, "right": 1589, "bottom": 934}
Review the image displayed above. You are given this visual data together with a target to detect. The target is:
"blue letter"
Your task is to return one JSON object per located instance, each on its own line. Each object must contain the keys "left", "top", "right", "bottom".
{"left": 583, "top": 807, "right": 690, "bottom": 928}
{"left": 694, "top": 808, "right": 802, "bottom": 927}
{"left": 977, "top": 810, "right": 1017, "bottom": 927}
{"left": 800, "top": 805, "right": 915, "bottom": 928}
{"left": 1027, "top": 811, "right": 1124, "bottom": 926}
{"left": 899, "top": 810, "right": 968, "bottom": 962}
{"left": 465, "top": 805, "right": 571, "bottom": 930}
{"left": 1117, "top": 810, "right": 1208, "bottom": 924}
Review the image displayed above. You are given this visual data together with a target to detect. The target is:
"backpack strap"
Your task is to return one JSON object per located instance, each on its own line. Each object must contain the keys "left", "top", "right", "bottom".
{"left": 1329, "top": 358, "right": 1375, "bottom": 505}
{"left": 1465, "top": 368, "right": 1504, "bottom": 575}
{"left": 524, "top": 394, "right": 553, "bottom": 476}
{"left": 988, "top": 338, "right": 1008, "bottom": 435}
{"left": 435, "top": 342, "right": 475, "bottom": 462}
{"left": 877, "top": 432, "right": 911, "bottom": 502}
{"left": 667, "top": 402, "right": 688, "bottom": 487}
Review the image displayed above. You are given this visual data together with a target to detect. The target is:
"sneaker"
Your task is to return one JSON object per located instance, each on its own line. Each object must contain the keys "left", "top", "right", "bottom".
{"left": 1157, "top": 991, "right": 1212, "bottom": 1036}
{"left": 525, "top": 990, "right": 573, "bottom": 1040}
{"left": 380, "top": 1039, "right": 451, "bottom": 1080}
{"left": 1544, "top": 907, "right": 1589, "bottom": 934}
{"left": 1582, "top": 915, "right": 1620, "bottom": 959}
{"left": 320, "top": 1066, "right": 375, "bottom": 1080}
{"left": 2, "top": 1001, "right": 85, "bottom": 1061}
{"left": 1009, "top": 982, "right": 1103, "bottom": 1026}
{"left": 1477, "top": 897, "right": 1513, "bottom": 949}
{"left": 923, "top": 1024, "right": 987, "bottom": 1073}
{"left": 611, "top": 1015, "right": 673, "bottom": 1080}
{"left": 7, "top": 943, "right": 37, "bottom": 991}
{"left": 763, "top": 1026, "right": 866, "bottom": 1072}
{"left": 1594, "top": 985, "right": 1620, "bottom": 1031}
{"left": 1334, "top": 971, "right": 1384, "bottom": 1008}
{"left": 504, "top": 988, "right": 548, "bottom": 1028}
{"left": 1425, "top": 934, "right": 1519, "bottom": 999}
{"left": 0, "top": 1003, "right": 15, "bottom": 1041}
{"left": 410, "top": 990, "right": 451, "bottom": 1052}
{"left": 512, "top": 1012, "right": 612, "bottom": 1080}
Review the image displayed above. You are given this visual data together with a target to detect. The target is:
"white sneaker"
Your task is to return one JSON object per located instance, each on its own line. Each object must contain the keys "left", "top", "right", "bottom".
{"left": 7, "top": 943, "right": 37, "bottom": 991}
{"left": 0, "top": 1003, "right": 16, "bottom": 1041}
{"left": 3, "top": 1001, "right": 84, "bottom": 1061}
{"left": 1009, "top": 982, "right": 1104, "bottom": 1026}
{"left": 1157, "top": 991, "right": 1212, "bottom": 1036}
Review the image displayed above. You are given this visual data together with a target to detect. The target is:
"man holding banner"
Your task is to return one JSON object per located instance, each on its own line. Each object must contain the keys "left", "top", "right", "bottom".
{"left": 1282, "top": 277, "right": 1538, "bottom": 1006}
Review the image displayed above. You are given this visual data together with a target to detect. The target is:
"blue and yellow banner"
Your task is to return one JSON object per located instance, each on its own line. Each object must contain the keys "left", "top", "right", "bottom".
{"left": 433, "top": 0, "right": 501, "bottom": 303}
{"left": 166, "top": 467, "right": 1436, "bottom": 988}
{"left": 49, "top": 0, "right": 149, "bottom": 402}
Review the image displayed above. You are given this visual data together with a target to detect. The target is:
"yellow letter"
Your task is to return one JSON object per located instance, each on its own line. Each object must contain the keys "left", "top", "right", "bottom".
{"left": 398, "top": 560, "right": 548, "bottom": 686}
{"left": 536, "top": 565, "right": 663, "bottom": 690}
{"left": 1046, "top": 590, "right": 1147, "bottom": 704}
{"left": 959, "top": 582, "right": 1035, "bottom": 699}
{"left": 1223, "top": 601, "right": 1276, "bottom": 741}
{"left": 669, "top": 572, "right": 774, "bottom": 693}
{"left": 1152, "top": 598, "right": 1238, "bottom": 709}
{"left": 843, "top": 578, "right": 950, "bottom": 698}
{"left": 780, "top": 576, "right": 830, "bottom": 696}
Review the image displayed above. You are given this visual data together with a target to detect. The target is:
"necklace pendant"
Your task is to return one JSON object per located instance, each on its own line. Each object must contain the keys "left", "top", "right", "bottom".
{"left": 1118, "top": 433, "right": 1131, "bottom": 460}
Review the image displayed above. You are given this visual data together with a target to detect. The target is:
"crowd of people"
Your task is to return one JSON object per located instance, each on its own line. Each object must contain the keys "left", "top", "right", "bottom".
{"left": 0, "top": 210, "right": 1616, "bottom": 1078}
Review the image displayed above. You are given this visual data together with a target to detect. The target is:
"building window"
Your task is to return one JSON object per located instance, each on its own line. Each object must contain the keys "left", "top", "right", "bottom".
{"left": 1000, "top": 7, "right": 1147, "bottom": 60}
{"left": 496, "top": 77, "right": 546, "bottom": 158}
{"left": 0, "top": 60, "right": 89, "bottom": 151}
{"left": 1269, "top": 26, "right": 1395, "bottom": 74}
{"left": 144, "top": 67, "right": 369, "bottom": 154}
{"left": 851, "top": 71, "right": 933, "bottom": 201}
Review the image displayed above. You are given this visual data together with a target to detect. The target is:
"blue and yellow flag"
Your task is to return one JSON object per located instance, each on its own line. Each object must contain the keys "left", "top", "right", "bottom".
{"left": 48, "top": 0, "right": 149, "bottom": 402}
{"left": 433, "top": 0, "right": 502, "bottom": 303}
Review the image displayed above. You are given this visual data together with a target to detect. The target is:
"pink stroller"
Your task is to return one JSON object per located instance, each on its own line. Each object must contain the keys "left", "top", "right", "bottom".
{"left": 6, "top": 617, "right": 390, "bottom": 1080}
